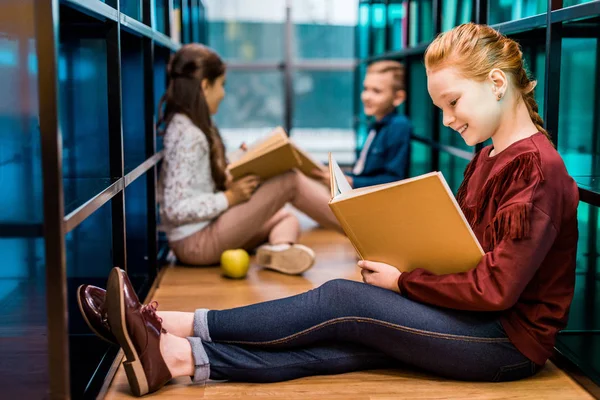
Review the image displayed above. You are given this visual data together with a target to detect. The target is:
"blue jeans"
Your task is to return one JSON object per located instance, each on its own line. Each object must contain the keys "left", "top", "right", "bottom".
{"left": 189, "top": 279, "right": 540, "bottom": 383}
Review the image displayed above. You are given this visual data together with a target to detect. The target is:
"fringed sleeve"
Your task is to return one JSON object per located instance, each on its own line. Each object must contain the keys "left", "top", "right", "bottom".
{"left": 471, "top": 151, "right": 543, "bottom": 226}
{"left": 485, "top": 202, "right": 533, "bottom": 248}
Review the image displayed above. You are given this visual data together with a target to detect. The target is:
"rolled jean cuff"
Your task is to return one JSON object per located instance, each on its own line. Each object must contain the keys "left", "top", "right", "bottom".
{"left": 186, "top": 337, "right": 210, "bottom": 383}
{"left": 193, "top": 308, "right": 212, "bottom": 342}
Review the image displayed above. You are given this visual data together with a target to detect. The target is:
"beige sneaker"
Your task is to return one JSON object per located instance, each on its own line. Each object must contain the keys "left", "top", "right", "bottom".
{"left": 256, "top": 243, "right": 316, "bottom": 275}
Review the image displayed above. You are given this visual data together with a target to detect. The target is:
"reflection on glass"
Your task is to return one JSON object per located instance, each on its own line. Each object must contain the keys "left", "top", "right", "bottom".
{"left": 388, "top": 0, "right": 406, "bottom": 51}
{"left": 410, "top": 141, "right": 431, "bottom": 176}
{"left": 371, "top": 2, "right": 387, "bottom": 55}
{"left": 563, "top": 0, "right": 597, "bottom": 5}
{"left": 558, "top": 38, "right": 597, "bottom": 177}
{"left": 291, "top": 71, "right": 354, "bottom": 163}
{"left": 122, "top": 34, "right": 146, "bottom": 174}
{"left": 409, "top": 0, "right": 434, "bottom": 46}
{"left": 121, "top": 0, "right": 141, "bottom": 20}
{"left": 0, "top": 37, "right": 43, "bottom": 224}
{"left": 59, "top": 38, "right": 110, "bottom": 181}
{"left": 214, "top": 71, "right": 283, "bottom": 150}
{"left": 154, "top": 49, "right": 169, "bottom": 152}
{"left": 126, "top": 176, "right": 149, "bottom": 277}
{"left": 408, "top": 61, "right": 433, "bottom": 138}
{"left": 558, "top": 202, "right": 600, "bottom": 331}
{"left": 295, "top": 25, "right": 355, "bottom": 59}
{"left": 488, "top": 0, "right": 547, "bottom": 25}
{"left": 155, "top": 0, "right": 167, "bottom": 34}
{"left": 358, "top": 2, "right": 370, "bottom": 59}
{"left": 442, "top": 0, "right": 472, "bottom": 32}
{"left": 209, "top": 21, "right": 284, "bottom": 62}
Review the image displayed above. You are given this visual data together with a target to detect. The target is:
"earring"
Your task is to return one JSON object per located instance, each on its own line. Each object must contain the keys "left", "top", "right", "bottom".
{"left": 497, "top": 93, "right": 503, "bottom": 100}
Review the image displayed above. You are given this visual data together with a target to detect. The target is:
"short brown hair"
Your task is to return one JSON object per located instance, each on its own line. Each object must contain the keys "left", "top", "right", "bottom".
{"left": 366, "top": 60, "right": 405, "bottom": 91}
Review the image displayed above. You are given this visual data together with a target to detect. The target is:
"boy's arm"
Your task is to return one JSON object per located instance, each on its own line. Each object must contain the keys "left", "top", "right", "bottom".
{"left": 348, "top": 120, "right": 411, "bottom": 188}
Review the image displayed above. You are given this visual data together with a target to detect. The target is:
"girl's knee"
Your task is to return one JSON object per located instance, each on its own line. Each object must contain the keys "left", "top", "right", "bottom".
{"left": 320, "top": 279, "right": 361, "bottom": 295}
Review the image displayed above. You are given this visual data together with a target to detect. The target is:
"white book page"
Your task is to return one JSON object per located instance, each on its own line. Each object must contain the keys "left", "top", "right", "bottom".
{"left": 330, "top": 154, "right": 352, "bottom": 197}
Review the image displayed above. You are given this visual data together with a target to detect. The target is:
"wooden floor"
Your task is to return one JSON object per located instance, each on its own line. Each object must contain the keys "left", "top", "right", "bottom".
{"left": 105, "top": 227, "right": 593, "bottom": 399}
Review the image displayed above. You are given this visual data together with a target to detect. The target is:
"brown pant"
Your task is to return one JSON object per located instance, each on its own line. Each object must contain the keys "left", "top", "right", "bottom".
{"left": 169, "top": 170, "right": 340, "bottom": 265}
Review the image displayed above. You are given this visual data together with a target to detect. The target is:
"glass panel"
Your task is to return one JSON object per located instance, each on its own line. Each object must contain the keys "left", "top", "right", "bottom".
{"left": 408, "top": 61, "right": 433, "bottom": 139}
{"left": 0, "top": 6, "right": 48, "bottom": 395}
{"left": 557, "top": 38, "right": 598, "bottom": 179}
{"left": 121, "top": 0, "right": 141, "bottom": 20}
{"left": 439, "top": 153, "right": 470, "bottom": 194}
{"left": 291, "top": 71, "right": 355, "bottom": 164}
{"left": 198, "top": 0, "right": 208, "bottom": 44}
{"left": 191, "top": 0, "right": 200, "bottom": 42}
{"left": 291, "top": 0, "right": 356, "bottom": 59}
{"left": 488, "top": 0, "right": 547, "bottom": 25}
{"left": 409, "top": 0, "right": 434, "bottom": 46}
{"left": 59, "top": 35, "right": 111, "bottom": 215}
{"left": 122, "top": 33, "right": 146, "bottom": 174}
{"left": 356, "top": 63, "right": 369, "bottom": 148}
{"left": 388, "top": 0, "right": 407, "bottom": 51}
{"left": 372, "top": 2, "right": 387, "bottom": 55}
{"left": 208, "top": 21, "right": 283, "bottom": 62}
{"left": 172, "top": 0, "right": 183, "bottom": 44}
{"left": 521, "top": 44, "right": 546, "bottom": 118}
{"left": 65, "top": 201, "right": 114, "bottom": 396}
{"left": 126, "top": 176, "right": 150, "bottom": 280}
{"left": 154, "top": 47, "right": 170, "bottom": 153}
{"left": 206, "top": 0, "right": 285, "bottom": 62}
{"left": 214, "top": 70, "right": 284, "bottom": 152}
{"left": 358, "top": 2, "right": 371, "bottom": 59}
{"left": 0, "top": 38, "right": 43, "bottom": 225}
{"left": 294, "top": 24, "right": 355, "bottom": 60}
{"left": 155, "top": 0, "right": 167, "bottom": 34}
{"left": 442, "top": 0, "right": 472, "bottom": 32}
{"left": 555, "top": 202, "right": 600, "bottom": 386}
{"left": 563, "top": 0, "right": 597, "bottom": 6}
{"left": 410, "top": 141, "right": 431, "bottom": 176}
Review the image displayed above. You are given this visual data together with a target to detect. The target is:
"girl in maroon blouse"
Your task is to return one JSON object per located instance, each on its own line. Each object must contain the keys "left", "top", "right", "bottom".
{"left": 78, "top": 23, "right": 579, "bottom": 396}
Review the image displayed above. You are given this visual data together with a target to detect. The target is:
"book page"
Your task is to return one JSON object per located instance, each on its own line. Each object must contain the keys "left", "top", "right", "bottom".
{"left": 329, "top": 153, "right": 352, "bottom": 196}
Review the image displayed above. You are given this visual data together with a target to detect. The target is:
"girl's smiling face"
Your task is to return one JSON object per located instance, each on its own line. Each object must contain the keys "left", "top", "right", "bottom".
{"left": 427, "top": 66, "right": 503, "bottom": 146}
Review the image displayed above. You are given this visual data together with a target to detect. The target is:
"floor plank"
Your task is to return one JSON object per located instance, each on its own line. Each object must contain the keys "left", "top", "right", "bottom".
{"left": 105, "top": 228, "right": 593, "bottom": 399}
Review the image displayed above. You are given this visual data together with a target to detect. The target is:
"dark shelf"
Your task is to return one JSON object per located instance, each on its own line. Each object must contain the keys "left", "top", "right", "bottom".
{"left": 63, "top": 178, "right": 123, "bottom": 233}
{"left": 154, "top": 31, "right": 180, "bottom": 51}
{"left": 60, "top": 0, "right": 181, "bottom": 51}
{"left": 61, "top": 0, "right": 119, "bottom": 22}
{"left": 124, "top": 153, "right": 164, "bottom": 187}
{"left": 491, "top": 14, "right": 547, "bottom": 36}
{"left": 551, "top": 1, "right": 600, "bottom": 24}
{"left": 120, "top": 13, "right": 154, "bottom": 40}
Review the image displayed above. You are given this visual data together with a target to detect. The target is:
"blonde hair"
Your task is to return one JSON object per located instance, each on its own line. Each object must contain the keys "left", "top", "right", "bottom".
{"left": 367, "top": 60, "right": 406, "bottom": 91}
{"left": 424, "top": 23, "right": 550, "bottom": 141}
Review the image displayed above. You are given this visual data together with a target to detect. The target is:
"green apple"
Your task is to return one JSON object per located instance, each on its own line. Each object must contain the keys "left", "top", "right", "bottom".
{"left": 220, "top": 249, "right": 250, "bottom": 279}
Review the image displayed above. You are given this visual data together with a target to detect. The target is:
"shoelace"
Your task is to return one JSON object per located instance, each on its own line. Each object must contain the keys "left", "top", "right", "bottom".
{"left": 141, "top": 300, "right": 168, "bottom": 334}
{"left": 142, "top": 300, "right": 163, "bottom": 323}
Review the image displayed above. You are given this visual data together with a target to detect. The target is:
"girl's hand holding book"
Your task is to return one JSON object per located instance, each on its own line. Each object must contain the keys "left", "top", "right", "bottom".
{"left": 358, "top": 260, "right": 401, "bottom": 293}
{"left": 225, "top": 175, "right": 260, "bottom": 207}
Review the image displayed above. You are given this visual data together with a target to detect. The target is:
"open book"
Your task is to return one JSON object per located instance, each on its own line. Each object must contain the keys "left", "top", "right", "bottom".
{"left": 226, "top": 127, "right": 326, "bottom": 181}
{"left": 328, "top": 154, "right": 484, "bottom": 275}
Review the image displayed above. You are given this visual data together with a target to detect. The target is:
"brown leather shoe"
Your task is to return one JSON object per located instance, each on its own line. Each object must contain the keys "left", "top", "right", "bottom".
{"left": 77, "top": 285, "right": 116, "bottom": 344}
{"left": 105, "top": 267, "right": 172, "bottom": 396}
